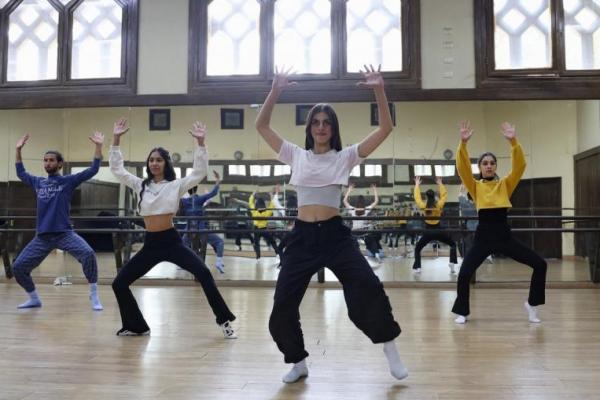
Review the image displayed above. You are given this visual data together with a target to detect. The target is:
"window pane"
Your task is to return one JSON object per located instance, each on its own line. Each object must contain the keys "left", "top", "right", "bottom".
{"left": 0, "top": 0, "right": 11, "bottom": 9}
{"left": 7, "top": 0, "right": 59, "bottom": 81}
{"left": 273, "top": 164, "right": 291, "bottom": 176}
{"left": 250, "top": 165, "right": 271, "bottom": 177}
{"left": 494, "top": 0, "right": 552, "bottom": 69}
{"left": 364, "top": 164, "right": 383, "bottom": 177}
{"left": 434, "top": 165, "right": 455, "bottom": 177}
{"left": 471, "top": 163, "right": 480, "bottom": 174}
{"left": 350, "top": 165, "right": 361, "bottom": 177}
{"left": 347, "top": 0, "right": 402, "bottom": 72}
{"left": 228, "top": 165, "right": 246, "bottom": 176}
{"left": 394, "top": 164, "right": 410, "bottom": 181}
{"left": 564, "top": 0, "right": 600, "bottom": 70}
{"left": 207, "top": 0, "right": 260, "bottom": 75}
{"left": 274, "top": 0, "right": 331, "bottom": 74}
{"left": 414, "top": 165, "right": 432, "bottom": 176}
{"left": 71, "top": 0, "right": 123, "bottom": 79}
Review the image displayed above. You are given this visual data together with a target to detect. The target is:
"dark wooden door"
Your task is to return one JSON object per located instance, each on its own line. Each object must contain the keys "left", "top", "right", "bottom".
{"left": 574, "top": 148, "right": 600, "bottom": 256}
{"left": 511, "top": 178, "right": 562, "bottom": 258}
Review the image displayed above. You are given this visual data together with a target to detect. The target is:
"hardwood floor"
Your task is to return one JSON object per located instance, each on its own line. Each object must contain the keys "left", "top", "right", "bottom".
{"left": 0, "top": 284, "right": 599, "bottom": 399}
{"left": 1, "top": 241, "right": 592, "bottom": 285}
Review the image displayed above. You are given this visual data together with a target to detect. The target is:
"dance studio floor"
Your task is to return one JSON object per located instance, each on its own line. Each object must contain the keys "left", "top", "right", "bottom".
{"left": 4, "top": 242, "right": 591, "bottom": 285}
{"left": 0, "top": 284, "right": 598, "bottom": 399}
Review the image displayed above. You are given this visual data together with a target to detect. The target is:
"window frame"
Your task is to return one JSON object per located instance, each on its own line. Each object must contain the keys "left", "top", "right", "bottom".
{"left": 189, "top": 0, "right": 421, "bottom": 103}
{"left": 0, "top": 0, "right": 138, "bottom": 95}
{"left": 475, "top": 0, "right": 600, "bottom": 88}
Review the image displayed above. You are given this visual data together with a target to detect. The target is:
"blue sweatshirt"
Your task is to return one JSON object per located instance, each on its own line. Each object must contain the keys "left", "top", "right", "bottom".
{"left": 180, "top": 184, "right": 219, "bottom": 230}
{"left": 16, "top": 158, "right": 101, "bottom": 234}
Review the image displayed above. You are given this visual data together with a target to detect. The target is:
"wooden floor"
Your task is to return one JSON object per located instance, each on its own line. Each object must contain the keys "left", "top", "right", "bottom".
{"left": 2, "top": 242, "right": 591, "bottom": 285}
{"left": 1, "top": 283, "right": 599, "bottom": 399}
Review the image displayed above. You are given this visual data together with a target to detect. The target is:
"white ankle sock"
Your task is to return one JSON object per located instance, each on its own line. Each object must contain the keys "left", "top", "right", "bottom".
{"left": 524, "top": 301, "right": 541, "bottom": 323}
{"left": 454, "top": 315, "right": 467, "bottom": 324}
{"left": 383, "top": 341, "right": 408, "bottom": 380}
{"left": 282, "top": 359, "right": 308, "bottom": 383}
{"left": 18, "top": 290, "right": 42, "bottom": 309}
{"left": 89, "top": 284, "right": 103, "bottom": 311}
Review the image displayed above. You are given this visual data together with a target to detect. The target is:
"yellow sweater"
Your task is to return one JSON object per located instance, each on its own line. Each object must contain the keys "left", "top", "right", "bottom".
{"left": 249, "top": 194, "right": 273, "bottom": 229}
{"left": 414, "top": 184, "right": 447, "bottom": 225}
{"left": 456, "top": 139, "right": 526, "bottom": 211}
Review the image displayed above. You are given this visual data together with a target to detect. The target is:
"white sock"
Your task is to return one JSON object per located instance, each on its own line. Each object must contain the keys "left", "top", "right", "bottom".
{"left": 282, "top": 359, "right": 309, "bottom": 383}
{"left": 449, "top": 263, "right": 456, "bottom": 274}
{"left": 18, "top": 290, "right": 42, "bottom": 309}
{"left": 524, "top": 301, "right": 541, "bottom": 323}
{"left": 454, "top": 315, "right": 467, "bottom": 324}
{"left": 89, "top": 283, "right": 103, "bottom": 311}
{"left": 383, "top": 341, "right": 408, "bottom": 380}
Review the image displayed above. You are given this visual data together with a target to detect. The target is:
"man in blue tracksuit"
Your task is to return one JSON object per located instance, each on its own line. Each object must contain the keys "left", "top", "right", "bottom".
{"left": 180, "top": 171, "right": 225, "bottom": 273}
{"left": 13, "top": 132, "right": 104, "bottom": 310}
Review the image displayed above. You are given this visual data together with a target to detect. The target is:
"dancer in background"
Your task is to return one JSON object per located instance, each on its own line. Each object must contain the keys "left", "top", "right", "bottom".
{"left": 109, "top": 118, "right": 236, "bottom": 337}
{"left": 412, "top": 176, "right": 458, "bottom": 273}
{"left": 13, "top": 132, "right": 104, "bottom": 311}
{"left": 452, "top": 121, "right": 547, "bottom": 324}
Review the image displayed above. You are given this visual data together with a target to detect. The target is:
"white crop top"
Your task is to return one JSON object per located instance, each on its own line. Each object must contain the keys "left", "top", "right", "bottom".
{"left": 109, "top": 145, "right": 208, "bottom": 216}
{"left": 296, "top": 185, "right": 342, "bottom": 208}
{"left": 278, "top": 140, "right": 363, "bottom": 187}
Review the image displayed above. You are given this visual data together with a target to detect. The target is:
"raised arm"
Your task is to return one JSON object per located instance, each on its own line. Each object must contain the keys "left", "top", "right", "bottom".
{"left": 195, "top": 171, "right": 221, "bottom": 204}
{"left": 368, "top": 184, "right": 379, "bottom": 208}
{"left": 271, "top": 184, "right": 283, "bottom": 211}
{"left": 343, "top": 184, "right": 354, "bottom": 209}
{"left": 15, "top": 134, "right": 38, "bottom": 187}
{"left": 435, "top": 177, "right": 447, "bottom": 209}
{"left": 456, "top": 120, "right": 477, "bottom": 198}
{"left": 109, "top": 118, "right": 142, "bottom": 192}
{"left": 179, "top": 121, "right": 210, "bottom": 195}
{"left": 71, "top": 131, "right": 104, "bottom": 185}
{"left": 413, "top": 176, "right": 426, "bottom": 209}
{"left": 255, "top": 66, "right": 297, "bottom": 154}
{"left": 500, "top": 122, "right": 526, "bottom": 195}
{"left": 356, "top": 65, "right": 394, "bottom": 158}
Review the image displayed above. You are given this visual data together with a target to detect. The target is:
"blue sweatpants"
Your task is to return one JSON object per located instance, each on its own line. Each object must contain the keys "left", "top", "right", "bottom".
{"left": 12, "top": 231, "right": 98, "bottom": 292}
{"left": 183, "top": 231, "right": 224, "bottom": 257}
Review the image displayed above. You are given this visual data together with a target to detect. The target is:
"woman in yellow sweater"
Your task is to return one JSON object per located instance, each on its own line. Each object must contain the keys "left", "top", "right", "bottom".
{"left": 249, "top": 192, "right": 281, "bottom": 260}
{"left": 452, "top": 121, "right": 547, "bottom": 324}
{"left": 412, "top": 176, "right": 458, "bottom": 273}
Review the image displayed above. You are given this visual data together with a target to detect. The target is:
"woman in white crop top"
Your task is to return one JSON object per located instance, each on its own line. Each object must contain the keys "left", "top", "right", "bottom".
{"left": 256, "top": 66, "right": 408, "bottom": 383}
{"left": 108, "top": 118, "right": 236, "bottom": 338}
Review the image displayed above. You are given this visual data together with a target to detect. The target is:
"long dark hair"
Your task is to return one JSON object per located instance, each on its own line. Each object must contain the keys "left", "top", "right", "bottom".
{"left": 138, "top": 147, "right": 177, "bottom": 210}
{"left": 355, "top": 195, "right": 366, "bottom": 216}
{"left": 425, "top": 189, "right": 436, "bottom": 214}
{"left": 477, "top": 152, "right": 498, "bottom": 180}
{"left": 304, "top": 103, "right": 342, "bottom": 151}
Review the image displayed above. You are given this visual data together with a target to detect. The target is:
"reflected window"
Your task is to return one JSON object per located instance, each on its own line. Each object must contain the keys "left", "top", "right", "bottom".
{"left": 364, "top": 164, "right": 383, "bottom": 177}
{"left": 71, "top": 0, "right": 123, "bottom": 79}
{"left": 471, "top": 163, "right": 480, "bottom": 174}
{"left": 434, "top": 165, "right": 455, "bottom": 177}
{"left": 250, "top": 165, "right": 271, "bottom": 177}
{"left": 273, "top": 164, "right": 291, "bottom": 176}
{"left": 274, "top": 0, "right": 331, "bottom": 74}
{"left": 207, "top": 0, "right": 260, "bottom": 75}
{"left": 228, "top": 164, "right": 246, "bottom": 176}
{"left": 346, "top": 0, "right": 402, "bottom": 72}
{"left": 350, "top": 165, "right": 361, "bottom": 177}
{"left": 414, "top": 165, "right": 432, "bottom": 176}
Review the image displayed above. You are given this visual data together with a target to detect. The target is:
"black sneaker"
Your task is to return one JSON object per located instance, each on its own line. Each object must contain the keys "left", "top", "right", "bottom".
{"left": 116, "top": 328, "right": 150, "bottom": 336}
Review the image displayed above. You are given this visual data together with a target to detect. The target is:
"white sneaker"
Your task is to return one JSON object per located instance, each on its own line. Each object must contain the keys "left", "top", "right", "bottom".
{"left": 215, "top": 262, "right": 225, "bottom": 274}
{"left": 220, "top": 321, "right": 237, "bottom": 339}
{"left": 413, "top": 268, "right": 421, "bottom": 274}
{"left": 454, "top": 315, "right": 468, "bottom": 324}
{"left": 524, "top": 302, "right": 541, "bottom": 323}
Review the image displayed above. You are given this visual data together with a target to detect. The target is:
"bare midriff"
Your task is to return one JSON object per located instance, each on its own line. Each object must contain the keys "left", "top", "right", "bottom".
{"left": 143, "top": 213, "right": 176, "bottom": 232}
{"left": 297, "top": 205, "right": 339, "bottom": 222}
